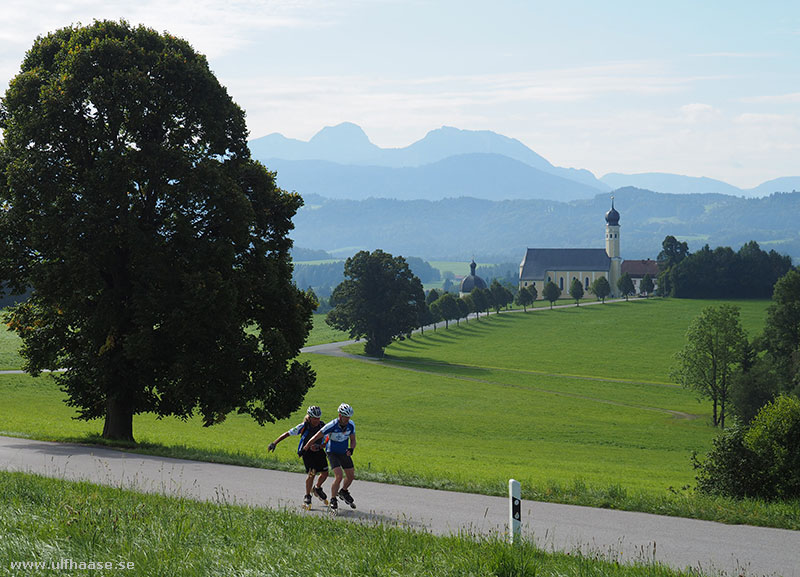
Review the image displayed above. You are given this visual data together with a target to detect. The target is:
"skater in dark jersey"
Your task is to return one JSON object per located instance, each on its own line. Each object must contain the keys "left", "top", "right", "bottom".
{"left": 269, "top": 405, "right": 329, "bottom": 508}
{"left": 304, "top": 403, "right": 356, "bottom": 511}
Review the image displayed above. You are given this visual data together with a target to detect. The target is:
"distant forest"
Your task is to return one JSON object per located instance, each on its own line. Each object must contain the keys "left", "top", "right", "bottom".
{"left": 293, "top": 255, "right": 441, "bottom": 297}
{"left": 290, "top": 189, "right": 800, "bottom": 264}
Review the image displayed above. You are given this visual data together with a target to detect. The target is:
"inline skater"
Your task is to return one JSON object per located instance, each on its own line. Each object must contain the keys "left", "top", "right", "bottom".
{"left": 304, "top": 403, "right": 356, "bottom": 512}
{"left": 268, "top": 405, "right": 329, "bottom": 508}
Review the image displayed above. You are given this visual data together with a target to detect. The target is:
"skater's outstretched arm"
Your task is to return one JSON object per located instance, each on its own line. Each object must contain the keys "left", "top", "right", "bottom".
{"left": 269, "top": 421, "right": 305, "bottom": 452}
{"left": 268, "top": 431, "right": 290, "bottom": 452}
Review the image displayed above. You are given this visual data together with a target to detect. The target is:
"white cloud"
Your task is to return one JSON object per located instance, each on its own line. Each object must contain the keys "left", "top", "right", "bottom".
{"left": 739, "top": 92, "right": 800, "bottom": 104}
{"left": 678, "top": 103, "right": 721, "bottom": 124}
{"left": 0, "top": 0, "right": 326, "bottom": 62}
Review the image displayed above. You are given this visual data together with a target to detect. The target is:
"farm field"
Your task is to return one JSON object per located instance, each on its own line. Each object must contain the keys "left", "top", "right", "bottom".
{"left": 0, "top": 298, "right": 772, "bottom": 502}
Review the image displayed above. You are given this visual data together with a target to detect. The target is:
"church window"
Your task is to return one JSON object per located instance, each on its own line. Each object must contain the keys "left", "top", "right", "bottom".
{"left": 585, "top": 277, "right": 590, "bottom": 290}
{"left": 559, "top": 277, "right": 564, "bottom": 290}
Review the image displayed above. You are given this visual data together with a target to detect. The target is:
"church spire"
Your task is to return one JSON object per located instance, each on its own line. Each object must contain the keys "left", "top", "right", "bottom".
{"left": 605, "top": 195, "right": 620, "bottom": 226}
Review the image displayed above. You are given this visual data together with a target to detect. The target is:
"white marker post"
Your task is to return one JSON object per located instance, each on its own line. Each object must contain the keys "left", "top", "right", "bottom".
{"left": 508, "top": 478, "right": 521, "bottom": 545}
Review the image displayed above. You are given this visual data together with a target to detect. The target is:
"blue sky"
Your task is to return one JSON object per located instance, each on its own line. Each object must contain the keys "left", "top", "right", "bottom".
{"left": 1, "top": 0, "right": 798, "bottom": 188}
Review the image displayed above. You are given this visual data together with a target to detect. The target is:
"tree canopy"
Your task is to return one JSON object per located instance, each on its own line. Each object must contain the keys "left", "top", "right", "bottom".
{"left": 762, "top": 268, "right": 800, "bottom": 395}
{"left": 617, "top": 273, "right": 635, "bottom": 301}
{"left": 433, "top": 292, "right": 460, "bottom": 328}
{"left": 0, "top": 21, "right": 316, "bottom": 442}
{"left": 326, "top": 249, "right": 425, "bottom": 357}
{"left": 569, "top": 278, "right": 584, "bottom": 305}
{"left": 589, "top": 276, "right": 611, "bottom": 303}
{"left": 542, "top": 281, "right": 561, "bottom": 309}
{"left": 671, "top": 305, "right": 747, "bottom": 428}
{"left": 659, "top": 239, "right": 792, "bottom": 299}
{"left": 516, "top": 286, "right": 534, "bottom": 312}
{"left": 640, "top": 273, "right": 655, "bottom": 297}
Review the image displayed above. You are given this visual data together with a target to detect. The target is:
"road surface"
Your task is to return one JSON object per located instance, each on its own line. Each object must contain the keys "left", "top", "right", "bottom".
{"left": 1, "top": 435, "right": 797, "bottom": 576}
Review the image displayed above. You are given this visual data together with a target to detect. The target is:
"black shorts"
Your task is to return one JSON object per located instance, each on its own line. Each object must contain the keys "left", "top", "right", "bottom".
{"left": 301, "top": 449, "right": 329, "bottom": 474}
{"left": 327, "top": 452, "right": 354, "bottom": 470}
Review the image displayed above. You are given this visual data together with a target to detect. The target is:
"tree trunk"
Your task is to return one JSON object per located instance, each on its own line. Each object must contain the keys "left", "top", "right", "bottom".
{"left": 102, "top": 397, "right": 135, "bottom": 443}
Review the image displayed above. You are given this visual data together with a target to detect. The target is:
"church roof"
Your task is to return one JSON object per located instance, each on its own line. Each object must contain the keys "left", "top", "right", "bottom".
{"left": 460, "top": 259, "right": 487, "bottom": 293}
{"left": 621, "top": 259, "right": 660, "bottom": 278}
{"left": 519, "top": 248, "right": 611, "bottom": 280}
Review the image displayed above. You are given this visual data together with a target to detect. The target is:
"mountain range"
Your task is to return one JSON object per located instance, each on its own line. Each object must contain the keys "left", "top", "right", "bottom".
{"left": 248, "top": 123, "right": 800, "bottom": 264}
{"left": 249, "top": 123, "right": 800, "bottom": 201}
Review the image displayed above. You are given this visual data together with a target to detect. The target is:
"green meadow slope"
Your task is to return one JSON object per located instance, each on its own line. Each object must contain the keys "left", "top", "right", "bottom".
{"left": 0, "top": 298, "right": 770, "bottom": 500}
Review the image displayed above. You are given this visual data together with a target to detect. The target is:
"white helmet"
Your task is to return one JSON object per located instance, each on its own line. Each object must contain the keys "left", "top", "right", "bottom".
{"left": 307, "top": 406, "right": 322, "bottom": 418}
{"left": 338, "top": 403, "right": 353, "bottom": 417}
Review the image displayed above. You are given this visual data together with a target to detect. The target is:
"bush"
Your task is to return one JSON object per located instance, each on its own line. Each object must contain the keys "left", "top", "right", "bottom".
{"left": 692, "top": 423, "right": 768, "bottom": 499}
{"left": 694, "top": 395, "right": 800, "bottom": 500}
{"left": 744, "top": 395, "right": 800, "bottom": 499}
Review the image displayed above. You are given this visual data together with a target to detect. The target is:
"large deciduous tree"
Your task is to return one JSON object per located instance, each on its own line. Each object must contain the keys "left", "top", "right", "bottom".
{"left": 0, "top": 21, "right": 316, "bottom": 442}
{"left": 326, "top": 249, "right": 425, "bottom": 357}
{"left": 671, "top": 305, "right": 747, "bottom": 428}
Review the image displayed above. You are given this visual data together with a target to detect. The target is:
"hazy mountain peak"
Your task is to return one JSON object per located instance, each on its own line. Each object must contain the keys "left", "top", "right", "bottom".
{"left": 309, "top": 122, "right": 374, "bottom": 147}
{"left": 249, "top": 122, "right": 609, "bottom": 191}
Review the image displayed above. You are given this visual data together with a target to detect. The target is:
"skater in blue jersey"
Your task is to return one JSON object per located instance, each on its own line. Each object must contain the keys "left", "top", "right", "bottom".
{"left": 268, "top": 406, "right": 329, "bottom": 508}
{"left": 304, "top": 403, "right": 356, "bottom": 511}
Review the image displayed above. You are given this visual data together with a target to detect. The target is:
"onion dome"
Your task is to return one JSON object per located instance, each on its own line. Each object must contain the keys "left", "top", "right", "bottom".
{"left": 605, "top": 198, "right": 620, "bottom": 226}
{"left": 460, "top": 259, "right": 487, "bottom": 293}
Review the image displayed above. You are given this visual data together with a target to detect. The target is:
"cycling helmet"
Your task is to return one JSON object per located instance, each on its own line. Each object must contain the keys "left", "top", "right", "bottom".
{"left": 307, "top": 405, "right": 322, "bottom": 418}
{"left": 338, "top": 403, "right": 354, "bottom": 417}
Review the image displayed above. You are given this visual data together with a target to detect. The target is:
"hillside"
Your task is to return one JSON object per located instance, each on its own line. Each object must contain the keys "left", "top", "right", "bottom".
{"left": 291, "top": 188, "right": 800, "bottom": 262}
{"left": 601, "top": 172, "right": 800, "bottom": 197}
{"left": 265, "top": 153, "right": 602, "bottom": 202}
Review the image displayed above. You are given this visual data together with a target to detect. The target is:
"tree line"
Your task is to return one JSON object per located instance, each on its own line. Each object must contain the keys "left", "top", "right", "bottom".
{"left": 657, "top": 237, "right": 792, "bottom": 299}
{"left": 294, "top": 256, "right": 440, "bottom": 299}
{"left": 671, "top": 268, "right": 800, "bottom": 500}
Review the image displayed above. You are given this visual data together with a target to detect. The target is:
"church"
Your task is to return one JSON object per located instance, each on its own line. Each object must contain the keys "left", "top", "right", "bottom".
{"left": 518, "top": 199, "right": 626, "bottom": 298}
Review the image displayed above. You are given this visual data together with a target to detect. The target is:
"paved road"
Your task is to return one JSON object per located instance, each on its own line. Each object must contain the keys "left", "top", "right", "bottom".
{"left": 1, "top": 436, "right": 797, "bottom": 576}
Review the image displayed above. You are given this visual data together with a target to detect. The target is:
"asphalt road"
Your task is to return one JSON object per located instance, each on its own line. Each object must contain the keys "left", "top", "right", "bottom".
{"left": 1, "top": 435, "right": 797, "bottom": 576}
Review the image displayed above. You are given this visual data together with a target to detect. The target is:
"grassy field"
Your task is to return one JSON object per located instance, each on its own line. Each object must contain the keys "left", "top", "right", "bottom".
{"left": 0, "top": 470, "right": 697, "bottom": 577}
{"left": 304, "top": 313, "right": 350, "bottom": 346}
{"left": 4, "top": 298, "right": 797, "bottom": 532}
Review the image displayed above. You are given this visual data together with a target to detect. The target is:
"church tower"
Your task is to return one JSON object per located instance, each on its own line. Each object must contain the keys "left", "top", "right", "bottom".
{"left": 605, "top": 197, "right": 621, "bottom": 296}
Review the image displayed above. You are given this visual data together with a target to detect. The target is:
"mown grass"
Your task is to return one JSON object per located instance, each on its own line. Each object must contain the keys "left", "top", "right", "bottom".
{"left": 304, "top": 313, "right": 350, "bottom": 346}
{"left": 0, "top": 470, "right": 702, "bottom": 577}
{"left": 0, "top": 313, "right": 346, "bottom": 368}
{"left": 2, "top": 298, "right": 798, "bottom": 530}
